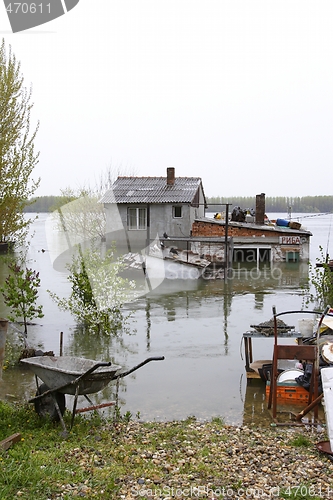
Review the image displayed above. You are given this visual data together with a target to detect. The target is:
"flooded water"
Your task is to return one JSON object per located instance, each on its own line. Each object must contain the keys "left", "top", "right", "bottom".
{"left": 0, "top": 212, "right": 332, "bottom": 425}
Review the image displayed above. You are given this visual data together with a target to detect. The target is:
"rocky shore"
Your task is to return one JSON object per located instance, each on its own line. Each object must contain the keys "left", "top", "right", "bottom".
{"left": 2, "top": 399, "right": 333, "bottom": 499}
{"left": 66, "top": 418, "right": 333, "bottom": 499}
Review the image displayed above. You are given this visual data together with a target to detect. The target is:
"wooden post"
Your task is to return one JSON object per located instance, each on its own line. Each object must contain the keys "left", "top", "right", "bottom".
{"left": 224, "top": 203, "right": 232, "bottom": 280}
{"left": 59, "top": 331, "right": 63, "bottom": 357}
{"left": 0, "top": 318, "right": 8, "bottom": 380}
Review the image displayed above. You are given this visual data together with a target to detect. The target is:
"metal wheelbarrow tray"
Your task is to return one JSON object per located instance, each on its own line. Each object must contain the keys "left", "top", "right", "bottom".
{"left": 21, "top": 355, "right": 164, "bottom": 435}
{"left": 21, "top": 356, "right": 121, "bottom": 395}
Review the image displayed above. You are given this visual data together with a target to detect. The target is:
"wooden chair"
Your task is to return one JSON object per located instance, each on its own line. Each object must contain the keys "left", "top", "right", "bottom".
{"left": 267, "top": 306, "right": 329, "bottom": 421}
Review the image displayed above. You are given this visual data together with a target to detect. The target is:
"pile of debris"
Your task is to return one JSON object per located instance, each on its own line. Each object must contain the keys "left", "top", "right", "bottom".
{"left": 250, "top": 318, "right": 294, "bottom": 336}
{"left": 231, "top": 206, "right": 255, "bottom": 222}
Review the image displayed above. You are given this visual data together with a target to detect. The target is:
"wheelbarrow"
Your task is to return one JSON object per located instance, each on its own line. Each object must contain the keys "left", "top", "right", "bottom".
{"left": 21, "top": 355, "right": 165, "bottom": 434}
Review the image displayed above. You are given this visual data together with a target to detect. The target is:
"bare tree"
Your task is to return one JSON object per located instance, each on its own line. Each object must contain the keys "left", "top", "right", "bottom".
{"left": 52, "top": 163, "right": 138, "bottom": 244}
{"left": 93, "top": 161, "right": 138, "bottom": 196}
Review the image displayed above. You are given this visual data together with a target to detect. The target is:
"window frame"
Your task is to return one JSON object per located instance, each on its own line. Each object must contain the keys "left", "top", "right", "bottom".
{"left": 127, "top": 206, "right": 147, "bottom": 230}
{"left": 173, "top": 205, "right": 183, "bottom": 219}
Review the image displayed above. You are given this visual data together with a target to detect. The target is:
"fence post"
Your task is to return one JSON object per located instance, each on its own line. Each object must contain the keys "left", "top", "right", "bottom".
{"left": 0, "top": 318, "right": 8, "bottom": 380}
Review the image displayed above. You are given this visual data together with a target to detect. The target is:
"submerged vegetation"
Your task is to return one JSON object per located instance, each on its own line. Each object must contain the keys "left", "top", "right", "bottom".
{"left": 48, "top": 245, "right": 135, "bottom": 335}
{"left": 0, "top": 258, "right": 43, "bottom": 336}
{"left": 303, "top": 246, "right": 333, "bottom": 309}
{"left": 0, "top": 247, "right": 45, "bottom": 367}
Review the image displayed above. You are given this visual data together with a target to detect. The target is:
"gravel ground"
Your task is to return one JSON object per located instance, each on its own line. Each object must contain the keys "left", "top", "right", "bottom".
{"left": 66, "top": 419, "right": 333, "bottom": 500}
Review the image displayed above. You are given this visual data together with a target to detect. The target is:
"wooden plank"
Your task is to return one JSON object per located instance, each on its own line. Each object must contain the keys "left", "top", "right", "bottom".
{"left": 243, "top": 331, "right": 302, "bottom": 338}
{"left": 75, "top": 401, "right": 115, "bottom": 414}
{"left": 246, "top": 371, "right": 261, "bottom": 379}
{"left": 0, "top": 433, "right": 21, "bottom": 450}
{"left": 275, "top": 344, "right": 316, "bottom": 360}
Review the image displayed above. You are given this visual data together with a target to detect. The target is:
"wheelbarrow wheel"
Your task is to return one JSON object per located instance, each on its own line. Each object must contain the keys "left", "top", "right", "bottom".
{"left": 34, "top": 383, "right": 66, "bottom": 422}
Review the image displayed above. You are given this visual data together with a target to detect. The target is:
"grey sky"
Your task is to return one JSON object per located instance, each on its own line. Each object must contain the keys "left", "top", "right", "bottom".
{"left": 2, "top": 1, "right": 333, "bottom": 198}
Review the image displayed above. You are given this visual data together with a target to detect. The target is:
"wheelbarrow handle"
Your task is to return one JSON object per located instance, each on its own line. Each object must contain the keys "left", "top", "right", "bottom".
{"left": 74, "top": 361, "right": 112, "bottom": 381}
{"left": 115, "top": 356, "right": 165, "bottom": 379}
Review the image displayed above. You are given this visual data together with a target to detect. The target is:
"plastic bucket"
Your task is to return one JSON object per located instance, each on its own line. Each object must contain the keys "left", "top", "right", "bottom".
{"left": 276, "top": 218, "right": 290, "bottom": 227}
{"left": 298, "top": 318, "right": 315, "bottom": 338}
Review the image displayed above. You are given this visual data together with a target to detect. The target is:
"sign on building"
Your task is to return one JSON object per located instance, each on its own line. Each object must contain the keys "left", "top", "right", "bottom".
{"left": 279, "top": 236, "right": 301, "bottom": 245}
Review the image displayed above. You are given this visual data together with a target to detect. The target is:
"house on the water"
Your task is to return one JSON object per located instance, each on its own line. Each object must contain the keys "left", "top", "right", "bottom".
{"left": 99, "top": 167, "right": 207, "bottom": 252}
{"left": 100, "top": 171, "right": 311, "bottom": 271}
{"left": 192, "top": 193, "right": 312, "bottom": 264}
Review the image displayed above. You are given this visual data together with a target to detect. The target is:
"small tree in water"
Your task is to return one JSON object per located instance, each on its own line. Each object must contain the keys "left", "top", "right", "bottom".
{"left": 304, "top": 245, "right": 333, "bottom": 309}
{"left": 49, "top": 245, "right": 135, "bottom": 334}
{"left": 1, "top": 259, "right": 44, "bottom": 335}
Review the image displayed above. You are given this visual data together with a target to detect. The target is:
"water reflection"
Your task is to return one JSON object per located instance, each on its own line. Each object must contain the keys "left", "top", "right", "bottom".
{"left": 66, "top": 325, "right": 137, "bottom": 362}
{"left": 254, "top": 293, "right": 264, "bottom": 310}
{"left": 228, "top": 261, "right": 309, "bottom": 292}
{"left": 145, "top": 299, "right": 152, "bottom": 351}
{"left": 243, "top": 379, "right": 326, "bottom": 427}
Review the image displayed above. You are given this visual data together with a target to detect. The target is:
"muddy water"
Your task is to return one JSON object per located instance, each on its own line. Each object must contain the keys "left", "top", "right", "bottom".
{"left": 0, "top": 212, "right": 331, "bottom": 425}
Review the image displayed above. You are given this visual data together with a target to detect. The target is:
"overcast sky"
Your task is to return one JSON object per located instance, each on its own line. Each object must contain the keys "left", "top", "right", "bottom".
{"left": 1, "top": 1, "right": 333, "bottom": 198}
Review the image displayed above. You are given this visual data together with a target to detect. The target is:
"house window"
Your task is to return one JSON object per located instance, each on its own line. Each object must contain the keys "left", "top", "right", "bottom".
{"left": 173, "top": 206, "right": 182, "bottom": 218}
{"left": 128, "top": 207, "right": 146, "bottom": 230}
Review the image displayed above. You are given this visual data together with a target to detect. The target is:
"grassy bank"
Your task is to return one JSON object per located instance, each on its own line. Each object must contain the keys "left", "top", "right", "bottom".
{"left": 0, "top": 401, "right": 333, "bottom": 500}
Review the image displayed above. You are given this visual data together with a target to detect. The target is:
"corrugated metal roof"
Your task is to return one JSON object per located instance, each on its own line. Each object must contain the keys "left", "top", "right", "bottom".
{"left": 100, "top": 176, "right": 204, "bottom": 204}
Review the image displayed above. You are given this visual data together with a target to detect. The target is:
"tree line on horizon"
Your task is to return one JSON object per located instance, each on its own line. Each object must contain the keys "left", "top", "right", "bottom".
{"left": 206, "top": 195, "right": 333, "bottom": 214}
{"left": 24, "top": 194, "right": 333, "bottom": 214}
